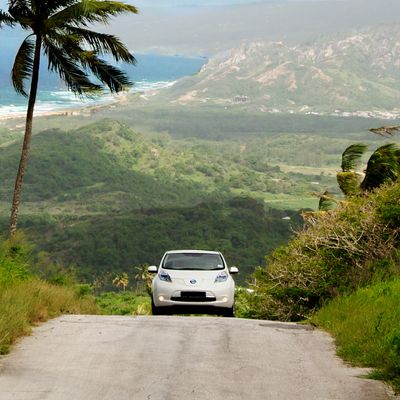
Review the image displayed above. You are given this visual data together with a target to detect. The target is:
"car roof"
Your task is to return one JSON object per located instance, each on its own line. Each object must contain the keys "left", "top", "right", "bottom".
{"left": 165, "top": 250, "right": 221, "bottom": 255}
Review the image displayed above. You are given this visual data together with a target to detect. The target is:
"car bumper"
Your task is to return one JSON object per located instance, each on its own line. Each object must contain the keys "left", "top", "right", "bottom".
{"left": 152, "top": 279, "right": 234, "bottom": 309}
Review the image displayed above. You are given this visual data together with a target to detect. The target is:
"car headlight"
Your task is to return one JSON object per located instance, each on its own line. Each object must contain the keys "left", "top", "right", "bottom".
{"left": 214, "top": 271, "right": 228, "bottom": 283}
{"left": 159, "top": 271, "right": 172, "bottom": 282}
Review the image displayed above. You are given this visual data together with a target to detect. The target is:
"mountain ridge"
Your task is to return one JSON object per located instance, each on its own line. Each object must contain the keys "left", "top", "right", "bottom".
{"left": 153, "top": 25, "right": 400, "bottom": 118}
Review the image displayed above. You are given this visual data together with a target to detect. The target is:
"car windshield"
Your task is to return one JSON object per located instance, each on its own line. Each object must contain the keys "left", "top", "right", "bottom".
{"left": 163, "top": 253, "right": 225, "bottom": 271}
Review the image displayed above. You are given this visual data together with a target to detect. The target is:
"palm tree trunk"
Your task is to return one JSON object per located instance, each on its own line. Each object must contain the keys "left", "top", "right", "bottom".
{"left": 9, "top": 35, "right": 42, "bottom": 236}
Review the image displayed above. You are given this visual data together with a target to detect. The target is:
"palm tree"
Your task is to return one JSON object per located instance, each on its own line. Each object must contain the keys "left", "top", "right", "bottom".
{"left": 337, "top": 143, "right": 368, "bottom": 196}
{"left": 0, "top": 0, "right": 138, "bottom": 235}
{"left": 112, "top": 272, "right": 129, "bottom": 291}
{"left": 360, "top": 144, "right": 400, "bottom": 191}
{"left": 337, "top": 143, "right": 400, "bottom": 196}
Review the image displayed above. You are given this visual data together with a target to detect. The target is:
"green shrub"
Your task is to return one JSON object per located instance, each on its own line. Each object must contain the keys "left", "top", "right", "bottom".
{"left": 0, "top": 232, "right": 32, "bottom": 286}
{"left": 376, "top": 182, "right": 400, "bottom": 229}
{"left": 247, "top": 182, "right": 400, "bottom": 321}
{"left": 96, "top": 291, "right": 151, "bottom": 315}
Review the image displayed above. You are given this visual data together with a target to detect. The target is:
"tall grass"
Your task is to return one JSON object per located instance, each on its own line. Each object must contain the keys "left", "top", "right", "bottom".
{"left": 0, "top": 279, "right": 98, "bottom": 354}
{"left": 0, "top": 233, "right": 98, "bottom": 354}
{"left": 312, "top": 278, "right": 400, "bottom": 392}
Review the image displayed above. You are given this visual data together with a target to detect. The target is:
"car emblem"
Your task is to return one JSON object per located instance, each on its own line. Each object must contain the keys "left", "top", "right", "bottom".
{"left": 190, "top": 279, "right": 197, "bottom": 284}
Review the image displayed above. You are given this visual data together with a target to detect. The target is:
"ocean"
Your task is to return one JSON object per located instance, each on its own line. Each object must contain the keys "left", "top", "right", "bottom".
{"left": 0, "top": 52, "right": 206, "bottom": 118}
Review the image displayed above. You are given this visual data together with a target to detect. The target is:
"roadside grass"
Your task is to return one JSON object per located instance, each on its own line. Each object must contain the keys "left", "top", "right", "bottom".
{"left": 96, "top": 291, "right": 151, "bottom": 316}
{"left": 0, "top": 279, "right": 98, "bottom": 355}
{"left": 312, "top": 278, "right": 400, "bottom": 392}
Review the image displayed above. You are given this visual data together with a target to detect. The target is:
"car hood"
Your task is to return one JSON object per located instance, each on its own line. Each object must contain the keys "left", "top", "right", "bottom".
{"left": 160, "top": 268, "right": 226, "bottom": 286}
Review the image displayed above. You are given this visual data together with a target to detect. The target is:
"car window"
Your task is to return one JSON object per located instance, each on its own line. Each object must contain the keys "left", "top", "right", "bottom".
{"left": 163, "top": 253, "right": 224, "bottom": 270}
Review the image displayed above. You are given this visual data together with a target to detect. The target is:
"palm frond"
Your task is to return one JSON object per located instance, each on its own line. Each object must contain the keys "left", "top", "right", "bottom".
{"left": 8, "top": 0, "right": 34, "bottom": 28}
{"left": 11, "top": 35, "right": 35, "bottom": 96}
{"left": 361, "top": 143, "right": 400, "bottom": 191}
{"left": 64, "top": 26, "right": 135, "bottom": 63}
{"left": 31, "top": 0, "right": 76, "bottom": 16}
{"left": 79, "top": 52, "right": 132, "bottom": 92}
{"left": 48, "top": 1, "right": 138, "bottom": 28}
{"left": 0, "top": 10, "right": 15, "bottom": 27}
{"left": 43, "top": 38, "right": 102, "bottom": 95}
{"left": 341, "top": 143, "right": 368, "bottom": 172}
{"left": 370, "top": 126, "right": 400, "bottom": 138}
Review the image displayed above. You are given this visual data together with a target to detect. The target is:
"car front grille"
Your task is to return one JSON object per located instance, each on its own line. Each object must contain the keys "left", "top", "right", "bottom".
{"left": 171, "top": 291, "right": 216, "bottom": 302}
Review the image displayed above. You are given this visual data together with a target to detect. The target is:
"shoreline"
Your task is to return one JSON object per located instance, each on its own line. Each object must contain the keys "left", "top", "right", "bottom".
{"left": 0, "top": 81, "right": 176, "bottom": 124}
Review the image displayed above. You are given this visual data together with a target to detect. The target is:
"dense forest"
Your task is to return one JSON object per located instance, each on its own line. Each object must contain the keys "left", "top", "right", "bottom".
{"left": 0, "top": 198, "right": 301, "bottom": 284}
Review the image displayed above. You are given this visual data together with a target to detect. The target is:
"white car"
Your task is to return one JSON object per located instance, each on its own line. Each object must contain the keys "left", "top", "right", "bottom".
{"left": 148, "top": 250, "right": 238, "bottom": 317}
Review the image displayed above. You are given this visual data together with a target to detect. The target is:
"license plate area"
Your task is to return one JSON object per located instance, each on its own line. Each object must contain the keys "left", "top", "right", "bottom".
{"left": 181, "top": 291, "right": 206, "bottom": 299}
{"left": 171, "top": 291, "right": 216, "bottom": 302}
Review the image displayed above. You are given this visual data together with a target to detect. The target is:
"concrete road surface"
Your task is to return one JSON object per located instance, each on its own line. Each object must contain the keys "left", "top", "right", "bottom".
{"left": 0, "top": 315, "right": 390, "bottom": 400}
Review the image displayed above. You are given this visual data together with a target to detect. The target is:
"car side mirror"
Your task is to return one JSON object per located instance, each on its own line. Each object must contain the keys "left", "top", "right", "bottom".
{"left": 229, "top": 266, "right": 239, "bottom": 274}
{"left": 147, "top": 266, "right": 158, "bottom": 273}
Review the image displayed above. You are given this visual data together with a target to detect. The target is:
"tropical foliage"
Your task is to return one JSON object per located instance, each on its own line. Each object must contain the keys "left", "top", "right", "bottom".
{"left": 360, "top": 144, "right": 400, "bottom": 191}
{"left": 337, "top": 142, "right": 400, "bottom": 196}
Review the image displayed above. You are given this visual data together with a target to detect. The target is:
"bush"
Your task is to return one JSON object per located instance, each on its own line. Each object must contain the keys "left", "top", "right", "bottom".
{"left": 0, "top": 232, "right": 32, "bottom": 286}
{"left": 247, "top": 182, "right": 400, "bottom": 321}
{"left": 96, "top": 291, "right": 151, "bottom": 315}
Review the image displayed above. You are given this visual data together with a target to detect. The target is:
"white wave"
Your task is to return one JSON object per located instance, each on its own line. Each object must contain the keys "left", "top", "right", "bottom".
{"left": 0, "top": 79, "right": 176, "bottom": 119}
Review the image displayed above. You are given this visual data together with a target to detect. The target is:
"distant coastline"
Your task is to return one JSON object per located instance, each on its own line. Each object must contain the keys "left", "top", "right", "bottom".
{"left": 0, "top": 80, "right": 176, "bottom": 122}
{"left": 0, "top": 53, "right": 207, "bottom": 122}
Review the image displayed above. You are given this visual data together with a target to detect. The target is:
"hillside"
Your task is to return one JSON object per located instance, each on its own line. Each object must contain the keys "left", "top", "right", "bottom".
{"left": 155, "top": 25, "right": 400, "bottom": 117}
{"left": 0, "top": 118, "right": 339, "bottom": 213}
{"left": 0, "top": 121, "right": 206, "bottom": 211}
{"left": 6, "top": 199, "right": 301, "bottom": 281}
{"left": 0, "top": 119, "right": 313, "bottom": 280}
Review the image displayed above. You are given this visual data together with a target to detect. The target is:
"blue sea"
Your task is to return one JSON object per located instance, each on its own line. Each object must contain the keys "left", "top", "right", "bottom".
{"left": 0, "top": 51, "right": 206, "bottom": 118}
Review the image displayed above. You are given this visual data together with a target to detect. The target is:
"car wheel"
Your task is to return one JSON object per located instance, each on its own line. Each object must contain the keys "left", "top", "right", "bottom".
{"left": 151, "top": 298, "right": 163, "bottom": 315}
{"left": 221, "top": 304, "right": 235, "bottom": 318}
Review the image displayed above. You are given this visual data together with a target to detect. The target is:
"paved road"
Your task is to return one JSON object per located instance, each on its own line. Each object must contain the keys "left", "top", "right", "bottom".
{"left": 0, "top": 315, "right": 390, "bottom": 400}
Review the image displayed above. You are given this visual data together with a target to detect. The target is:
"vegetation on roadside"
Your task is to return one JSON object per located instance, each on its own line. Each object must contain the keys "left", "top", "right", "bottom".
{"left": 312, "top": 278, "right": 400, "bottom": 391}
{"left": 96, "top": 291, "right": 151, "bottom": 316}
{"left": 243, "top": 180, "right": 400, "bottom": 391}
{"left": 0, "top": 234, "right": 98, "bottom": 355}
{"left": 245, "top": 182, "right": 400, "bottom": 320}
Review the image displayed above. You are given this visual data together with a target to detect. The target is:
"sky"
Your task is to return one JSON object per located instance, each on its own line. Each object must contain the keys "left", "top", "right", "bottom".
{"left": 0, "top": 0, "right": 334, "bottom": 9}
{"left": 2, "top": 0, "right": 400, "bottom": 57}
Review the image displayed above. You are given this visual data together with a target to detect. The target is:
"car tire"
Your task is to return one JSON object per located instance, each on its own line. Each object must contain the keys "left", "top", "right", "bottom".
{"left": 221, "top": 304, "right": 235, "bottom": 318}
{"left": 151, "top": 298, "right": 163, "bottom": 315}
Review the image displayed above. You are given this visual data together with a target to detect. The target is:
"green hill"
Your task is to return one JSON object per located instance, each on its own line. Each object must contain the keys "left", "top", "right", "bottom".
{"left": 0, "top": 120, "right": 209, "bottom": 211}
{"left": 1, "top": 118, "right": 340, "bottom": 215}
{"left": 1, "top": 119, "right": 316, "bottom": 281}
